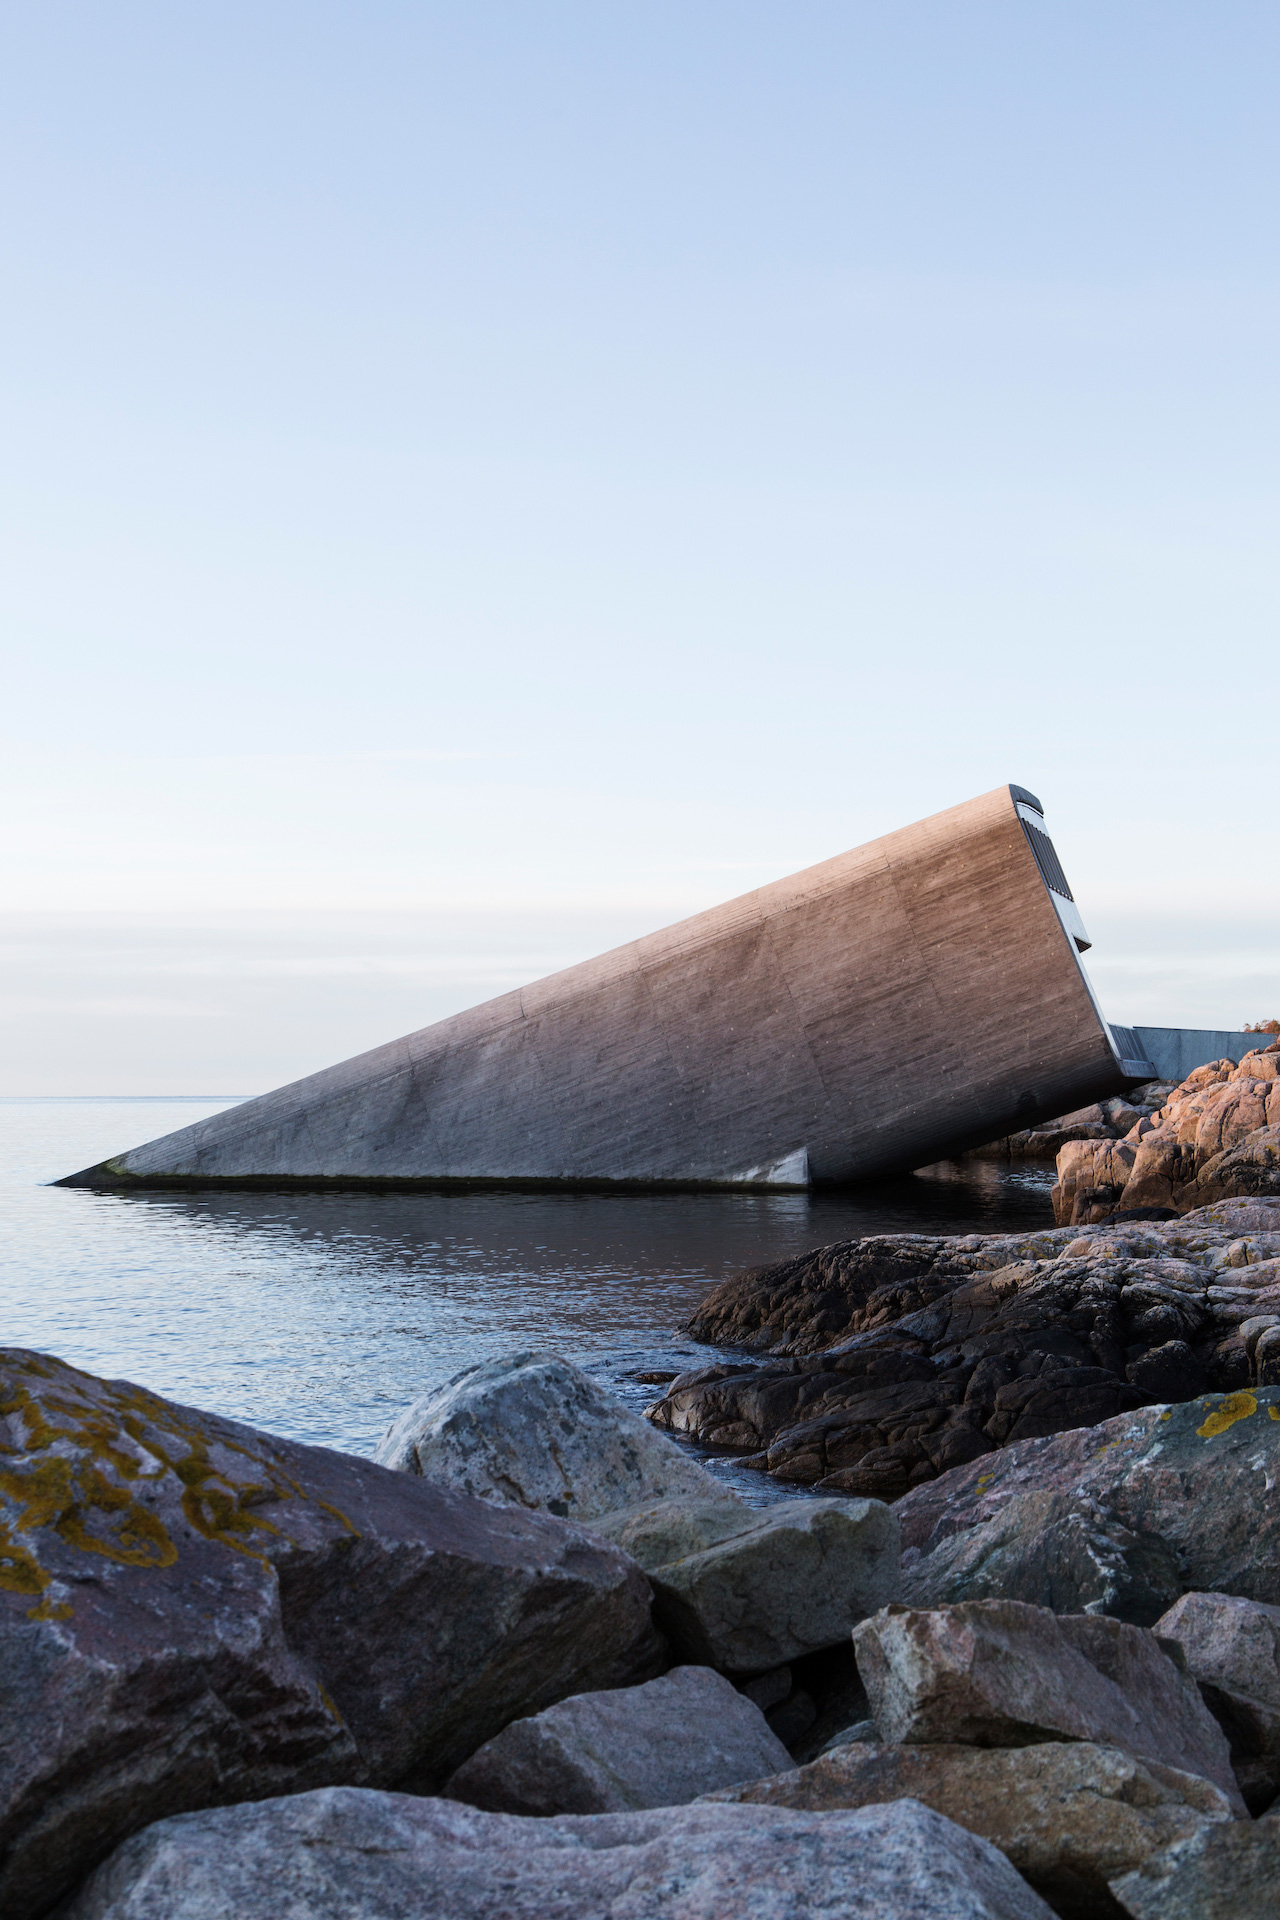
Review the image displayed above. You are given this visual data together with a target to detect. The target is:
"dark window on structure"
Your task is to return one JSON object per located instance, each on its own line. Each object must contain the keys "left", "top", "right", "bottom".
{"left": 1021, "top": 821, "right": 1074, "bottom": 902}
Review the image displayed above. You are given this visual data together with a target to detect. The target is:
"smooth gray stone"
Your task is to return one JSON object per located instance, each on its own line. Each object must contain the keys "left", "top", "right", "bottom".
{"left": 1109, "top": 1818, "right": 1280, "bottom": 1919}
{"left": 374, "top": 1350, "right": 727, "bottom": 1522}
{"left": 58, "top": 786, "right": 1134, "bottom": 1192}
{"left": 649, "top": 1496, "right": 900, "bottom": 1673}
{"left": 587, "top": 1495, "right": 758, "bottom": 1566}
{"left": 59, "top": 1785, "right": 1060, "bottom": 1920}
{"left": 443, "top": 1665, "right": 791, "bottom": 1815}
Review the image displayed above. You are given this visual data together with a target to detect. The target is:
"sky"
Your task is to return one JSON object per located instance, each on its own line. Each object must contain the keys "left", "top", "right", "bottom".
{"left": 2, "top": 3, "right": 1277, "bottom": 1094}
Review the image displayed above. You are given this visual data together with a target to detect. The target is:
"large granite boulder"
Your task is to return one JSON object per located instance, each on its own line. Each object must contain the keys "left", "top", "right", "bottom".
{"left": 444, "top": 1664, "right": 790, "bottom": 1814}
{"left": 895, "top": 1387, "right": 1280, "bottom": 1617}
{"left": 850, "top": 1600, "right": 1242, "bottom": 1809}
{"left": 645, "top": 1207, "right": 1280, "bottom": 1496}
{"left": 375, "top": 1351, "right": 720, "bottom": 1519}
{"left": 1154, "top": 1590, "right": 1280, "bottom": 1812}
{"left": 1109, "top": 1817, "right": 1280, "bottom": 1919}
{"left": 59, "top": 1786, "right": 1058, "bottom": 1920}
{"left": 0, "top": 1349, "right": 660, "bottom": 1920}
{"left": 378, "top": 1352, "right": 900, "bottom": 1672}
{"left": 705, "top": 1739, "right": 1233, "bottom": 1920}
{"left": 1053, "top": 1044, "right": 1280, "bottom": 1225}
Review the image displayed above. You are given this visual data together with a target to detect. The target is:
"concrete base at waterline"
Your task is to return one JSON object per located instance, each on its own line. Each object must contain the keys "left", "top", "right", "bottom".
{"left": 60, "top": 785, "right": 1136, "bottom": 1193}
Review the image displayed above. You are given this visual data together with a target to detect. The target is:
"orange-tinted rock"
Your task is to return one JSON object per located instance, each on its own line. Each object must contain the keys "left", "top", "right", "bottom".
{"left": 1053, "top": 1045, "right": 1280, "bottom": 1225}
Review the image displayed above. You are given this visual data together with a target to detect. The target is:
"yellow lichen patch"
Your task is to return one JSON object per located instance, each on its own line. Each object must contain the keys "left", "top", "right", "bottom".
{"left": 27, "top": 1594, "right": 73, "bottom": 1622}
{"left": 1271, "top": 1406, "right": 1280, "bottom": 1422}
{"left": 1, "top": 1354, "right": 361, "bottom": 1580}
{"left": 0, "top": 1518, "right": 50, "bottom": 1595}
{"left": 60, "top": 1499, "right": 177, "bottom": 1570}
{"left": 1197, "top": 1391, "right": 1259, "bottom": 1439}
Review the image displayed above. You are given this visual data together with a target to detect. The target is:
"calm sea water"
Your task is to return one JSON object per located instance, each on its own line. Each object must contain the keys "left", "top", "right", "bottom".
{"left": 1, "top": 1098, "right": 1054, "bottom": 1500}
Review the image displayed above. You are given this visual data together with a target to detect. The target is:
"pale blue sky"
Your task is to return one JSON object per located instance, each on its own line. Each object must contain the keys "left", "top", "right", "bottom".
{"left": 3, "top": 4, "right": 1277, "bottom": 1091}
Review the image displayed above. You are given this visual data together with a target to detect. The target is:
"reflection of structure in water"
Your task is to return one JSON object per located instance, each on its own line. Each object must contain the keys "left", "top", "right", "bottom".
{"left": 61, "top": 784, "right": 1148, "bottom": 1194}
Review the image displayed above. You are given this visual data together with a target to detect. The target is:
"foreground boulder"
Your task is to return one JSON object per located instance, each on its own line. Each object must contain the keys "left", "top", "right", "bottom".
{"left": 379, "top": 1352, "right": 900, "bottom": 1670}
{"left": 706, "top": 1739, "right": 1233, "bottom": 1920}
{"left": 444, "top": 1665, "right": 790, "bottom": 1814}
{"left": 646, "top": 1199, "right": 1280, "bottom": 1494}
{"left": 851, "top": 1600, "right": 1242, "bottom": 1809}
{"left": 1053, "top": 1043, "right": 1280, "bottom": 1225}
{"left": 59, "top": 1786, "right": 1058, "bottom": 1920}
{"left": 1154, "top": 1590, "right": 1280, "bottom": 1813}
{"left": 895, "top": 1387, "right": 1280, "bottom": 1618}
{"left": 0, "top": 1349, "right": 660, "bottom": 1920}
{"left": 1109, "top": 1817, "right": 1280, "bottom": 1919}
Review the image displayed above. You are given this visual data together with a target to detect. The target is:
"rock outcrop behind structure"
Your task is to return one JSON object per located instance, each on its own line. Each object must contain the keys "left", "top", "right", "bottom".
{"left": 971, "top": 1086, "right": 1176, "bottom": 1161}
{"left": 0, "top": 1349, "right": 661, "bottom": 1920}
{"left": 1053, "top": 1042, "right": 1280, "bottom": 1224}
{"left": 645, "top": 1198, "right": 1280, "bottom": 1498}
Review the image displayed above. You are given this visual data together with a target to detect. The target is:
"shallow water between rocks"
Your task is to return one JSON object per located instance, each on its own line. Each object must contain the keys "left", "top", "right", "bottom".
{"left": 1, "top": 1098, "right": 1054, "bottom": 1505}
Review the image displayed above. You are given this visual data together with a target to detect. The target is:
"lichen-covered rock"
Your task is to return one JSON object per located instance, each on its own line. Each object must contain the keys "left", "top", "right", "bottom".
{"left": 1154, "top": 1590, "right": 1280, "bottom": 1812}
{"left": 444, "top": 1665, "right": 790, "bottom": 1815}
{"left": 647, "top": 1207, "right": 1280, "bottom": 1495}
{"left": 850, "top": 1600, "right": 1241, "bottom": 1810}
{"left": 0, "top": 1349, "right": 660, "bottom": 1920}
{"left": 375, "top": 1351, "right": 722, "bottom": 1520}
{"left": 58, "top": 1786, "right": 1059, "bottom": 1920}
{"left": 894, "top": 1388, "right": 1280, "bottom": 1618}
{"left": 1109, "top": 1817, "right": 1280, "bottom": 1919}
{"left": 704, "top": 1739, "right": 1233, "bottom": 1920}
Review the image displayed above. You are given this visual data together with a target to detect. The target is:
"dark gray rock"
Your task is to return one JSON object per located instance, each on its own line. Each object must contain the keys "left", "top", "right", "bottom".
{"left": 58, "top": 1785, "right": 1060, "bottom": 1920}
{"left": 1154, "top": 1590, "right": 1280, "bottom": 1813}
{"left": 444, "top": 1665, "right": 790, "bottom": 1814}
{"left": 650, "top": 1212, "right": 1280, "bottom": 1496}
{"left": 851, "top": 1600, "right": 1243, "bottom": 1811}
{"left": 895, "top": 1388, "right": 1280, "bottom": 1619}
{"left": 1109, "top": 1817, "right": 1280, "bottom": 1919}
{"left": 0, "top": 1348, "right": 660, "bottom": 1920}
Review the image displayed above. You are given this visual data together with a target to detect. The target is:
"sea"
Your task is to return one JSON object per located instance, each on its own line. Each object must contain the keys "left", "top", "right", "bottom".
{"left": 1, "top": 1098, "right": 1055, "bottom": 1503}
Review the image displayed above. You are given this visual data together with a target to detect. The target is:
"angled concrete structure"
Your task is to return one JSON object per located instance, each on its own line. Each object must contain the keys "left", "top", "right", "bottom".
{"left": 61, "top": 785, "right": 1145, "bottom": 1193}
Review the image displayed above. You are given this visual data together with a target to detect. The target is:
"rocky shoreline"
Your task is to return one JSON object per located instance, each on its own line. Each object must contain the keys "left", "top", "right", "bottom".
{"left": 7, "top": 1054, "right": 1280, "bottom": 1917}
{"left": 4, "top": 1328, "right": 1279, "bottom": 1917}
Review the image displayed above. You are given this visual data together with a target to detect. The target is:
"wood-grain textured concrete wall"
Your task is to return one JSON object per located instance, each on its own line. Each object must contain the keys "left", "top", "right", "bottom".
{"left": 62, "top": 785, "right": 1131, "bottom": 1191}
